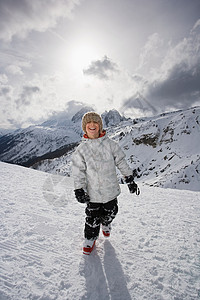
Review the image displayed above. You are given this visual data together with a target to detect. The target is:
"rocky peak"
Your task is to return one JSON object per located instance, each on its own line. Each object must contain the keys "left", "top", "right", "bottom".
{"left": 101, "top": 109, "right": 126, "bottom": 127}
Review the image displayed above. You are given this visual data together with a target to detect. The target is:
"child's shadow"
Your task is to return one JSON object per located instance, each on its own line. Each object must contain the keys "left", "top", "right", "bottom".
{"left": 81, "top": 250, "right": 110, "bottom": 300}
{"left": 104, "top": 240, "right": 131, "bottom": 300}
{"left": 81, "top": 240, "right": 131, "bottom": 300}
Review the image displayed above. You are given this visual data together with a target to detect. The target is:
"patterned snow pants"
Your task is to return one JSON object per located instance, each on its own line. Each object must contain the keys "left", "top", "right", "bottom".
{"left": 84, "top": 198, "right": 118, "bottom": 240}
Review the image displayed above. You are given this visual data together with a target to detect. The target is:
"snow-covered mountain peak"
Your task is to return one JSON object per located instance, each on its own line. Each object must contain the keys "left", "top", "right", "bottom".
{"left": 71, "top": 106, "right": 94, "bottom": 123}
{"left": 0, "top": 106, "right": 200, "bottom": 191}
{"left": 121, "top": 92, "right": 158, "bottom": 117}
{"left": 102, "top": 109, "right": 127, "bottom": 127}
{"left": 41, "top": 111, "right": 72, "bottom": 128}
{"left": 0, "top": 107, "right": 123, "bottom": 167}
{"left": 40, "top": 104, "right": 94, "bottom": 128}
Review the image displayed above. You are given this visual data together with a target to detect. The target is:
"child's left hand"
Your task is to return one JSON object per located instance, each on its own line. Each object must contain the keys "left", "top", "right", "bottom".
{"left": 125, "top": 175, "right": 140, "bottom": 195}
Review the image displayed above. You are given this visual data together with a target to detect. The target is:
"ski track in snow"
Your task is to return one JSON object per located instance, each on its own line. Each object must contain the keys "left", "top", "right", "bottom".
{"left": 0, "top": 162, "right": 200, "bottom": 300}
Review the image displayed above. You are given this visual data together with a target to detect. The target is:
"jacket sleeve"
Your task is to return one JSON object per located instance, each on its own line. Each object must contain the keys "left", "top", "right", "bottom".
{"left": 71, "top": 147, "right": 87, "bottom": 190}
{"left": 110, "top": 140, "right": 132, "bottom": 177}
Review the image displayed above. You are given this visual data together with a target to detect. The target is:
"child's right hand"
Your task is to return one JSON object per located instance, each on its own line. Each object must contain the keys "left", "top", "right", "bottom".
{"left": 74, "top": 188, "right": 90, "bottom": 203}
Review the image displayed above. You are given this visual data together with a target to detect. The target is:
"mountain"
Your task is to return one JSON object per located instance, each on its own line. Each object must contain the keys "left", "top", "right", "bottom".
{"left": 0, "top": 128, "right": 14, "bottom": 137}
{"left": 0, "top": 106, "right": 199, "bottom": 191}
{"left": 0, "top": 124, "right": 81, "bottom": 166}
{"left": 121, "top": 92, "right": 158, "bottom": 117}
{"left": 0, "top": 161, "right": 199, "bottom": 299}
{"left": 109, "top": 106, "right": 200, "bottom": 191}
{"left": 31, "top": 106, "right": 200, "bottom": 191}
{"left": 0, "top": 107, "right": 124, "bottom": 167}
{"left": 102, "top": 109, "right": 127, "bottom": 127}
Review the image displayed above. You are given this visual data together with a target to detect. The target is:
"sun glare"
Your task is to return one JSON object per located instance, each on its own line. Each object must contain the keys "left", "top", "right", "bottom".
{"left": 68, "top": 43, "right": 100, "bottom": 71}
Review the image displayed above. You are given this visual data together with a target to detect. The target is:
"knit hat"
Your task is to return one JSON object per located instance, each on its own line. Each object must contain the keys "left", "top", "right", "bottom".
{"left": 82, "top": 112, "right": 103, "bottom": 133}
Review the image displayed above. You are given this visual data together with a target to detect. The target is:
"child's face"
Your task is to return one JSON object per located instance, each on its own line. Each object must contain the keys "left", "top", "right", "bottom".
{"left": 86, "top": 121, "right": 100, "bottom": 139}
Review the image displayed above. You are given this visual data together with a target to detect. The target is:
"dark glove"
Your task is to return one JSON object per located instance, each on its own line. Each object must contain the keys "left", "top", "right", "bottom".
{"left": 125, "top": 175, "right": 140, "bottom": 195}
{"left": 74, "top": 188, "right": 90, "bottom": 203}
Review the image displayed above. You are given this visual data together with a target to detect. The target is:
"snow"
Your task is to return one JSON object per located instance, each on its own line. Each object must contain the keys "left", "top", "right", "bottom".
{"left": 0, "top": 123, "right": 82, "bottom": 165}
{"left": 26, "top": 106, "right": 200, "bottom": 192}
{"left": 1, "top": 106, "right": 200, "bottom": 192}
{"left": 109, "top": 106, "right": 200, "bottom": 191}
{"left": 1, "top": 161, "right": 200, "bottom": 299}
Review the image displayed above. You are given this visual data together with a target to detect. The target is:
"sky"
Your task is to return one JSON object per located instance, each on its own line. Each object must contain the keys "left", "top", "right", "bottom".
{"left": 0, "top": 0, "right": 200, "bottom": 129}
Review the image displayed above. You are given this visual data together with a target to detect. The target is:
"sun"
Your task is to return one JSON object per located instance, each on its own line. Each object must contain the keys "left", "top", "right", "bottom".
{"left": 54, "top": 32, "right": 105, "bottom": 82}
{"left": 53, "top": 31, "right": 104, "bottom": 76}
{"left": 67, "top": 42, "right": 101, "bottom": 72}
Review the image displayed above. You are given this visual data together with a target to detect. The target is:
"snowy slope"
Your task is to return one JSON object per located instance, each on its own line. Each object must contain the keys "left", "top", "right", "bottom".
{"left": 0, "top": 105, "right": 95, "bottom": 166}
{"left": 0, "top": 108, "right": 125, "bottom": 167}
{"left": 0, "top": 122, "right": 82, "bottom": 166}
{"left": 32, "top": 106, "right": 200, "bottom": 192}
{"left": 112, "top": 106, "right": 200, "bottom": 191}
{"left": 0, "top": 162, "right": 200, "bottom": 300}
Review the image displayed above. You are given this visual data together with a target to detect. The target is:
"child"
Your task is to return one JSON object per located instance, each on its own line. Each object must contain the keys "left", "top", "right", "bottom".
{"left": 71, "top": 112, "right": 139, "bottom": 255}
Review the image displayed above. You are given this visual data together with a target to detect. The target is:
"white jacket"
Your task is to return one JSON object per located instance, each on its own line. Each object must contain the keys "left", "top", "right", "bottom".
{"left": 71, "top": 133, "right": 132, "bottom": 203}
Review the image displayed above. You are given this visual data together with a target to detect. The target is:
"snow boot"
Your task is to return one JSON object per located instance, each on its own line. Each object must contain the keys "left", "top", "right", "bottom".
{"left": 102, "top": 224, "right": 111, "bottom": 237}
{"left": 83, "top": 239, "right": 96, "bottom": 255}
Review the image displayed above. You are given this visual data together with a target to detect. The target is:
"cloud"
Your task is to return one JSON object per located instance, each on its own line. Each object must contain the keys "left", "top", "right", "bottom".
{"left": 6, "top": 64, "right": 23, "bottom": 75}
{"left": 119, "top": 19, "right": 200, "bottom": 117}
{"left": 0, "top": 77, "right": 55, "bottom": 129}
{"left": 145, "top": 20, "right": 200, "bottom": 110}
{"left": 193, "top": 18, "right": 200, "bottom": 30}
{"left": 16, "top": 85, "right": 40, "bottom": 108}
{"left": 0, "top": 74, "right": 12, "bottom": 99}
{"left": 83, "top": 55, "right": 119, "bottom": 80}
{"left": 146, "top": 62, "right": 200, "bottom": 109}
{"left": 137, "top": 33, "right": 165, "bottom": 73}
{"left": 0, "top": 74, "right": 8, "bottom": 84}
{"left": 0, "top": 0, "right": 81, "bottom": 41}
{"left": 0, "top": 71, "right": 77, "bottom": 129}
{"left": 43, "top": 100, "right": 95, "bottom": 125}
{"left": 0, "top": 86, "right": 11, "bottom": 96}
